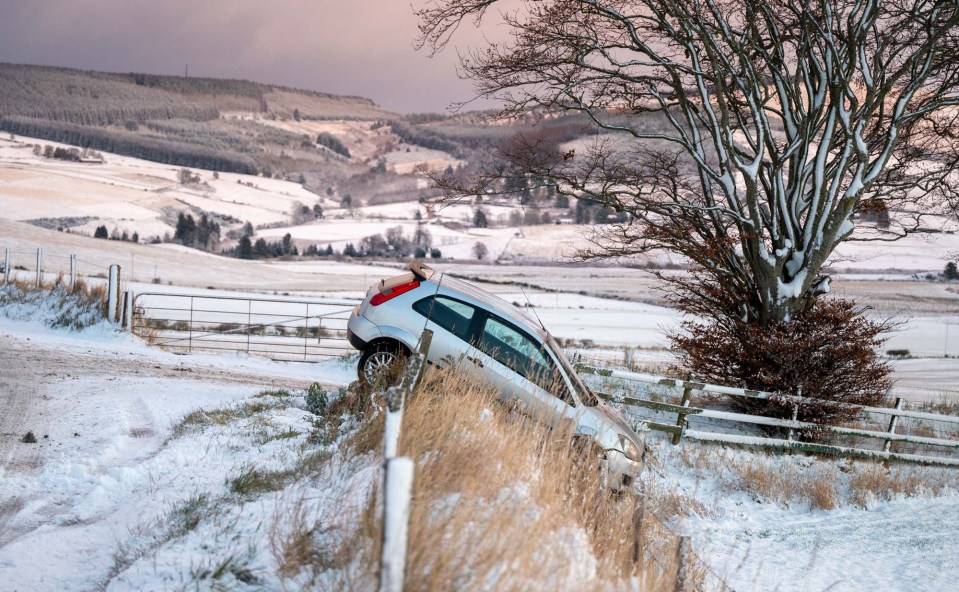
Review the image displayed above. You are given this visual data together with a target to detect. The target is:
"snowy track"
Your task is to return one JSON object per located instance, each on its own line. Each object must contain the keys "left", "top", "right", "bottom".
{"left": 0, "top": 320, "right": 355, "bottom": 555}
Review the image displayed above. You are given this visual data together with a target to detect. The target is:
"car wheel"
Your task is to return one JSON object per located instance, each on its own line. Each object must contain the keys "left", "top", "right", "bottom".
{"left": 358, "top": 342, "right": 406, "bottom": 385}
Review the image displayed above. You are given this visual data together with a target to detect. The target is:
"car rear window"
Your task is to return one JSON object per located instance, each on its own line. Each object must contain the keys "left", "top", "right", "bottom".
{"left": 413, "top": 296, "right": 476, "bottom": 341}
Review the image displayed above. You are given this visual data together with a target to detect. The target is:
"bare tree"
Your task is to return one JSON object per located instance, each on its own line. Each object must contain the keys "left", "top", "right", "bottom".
{"left": 417, "top": 0, "right": 959, "bottom": 325}
{"left": 472, "top": 241, "right": 490, "bottom": 260}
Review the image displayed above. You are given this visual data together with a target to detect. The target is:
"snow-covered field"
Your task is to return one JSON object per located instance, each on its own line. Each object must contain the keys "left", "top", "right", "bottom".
{"left": 1, "top": 292, "right": 957, "bottom": 591}
{"left": 3, "top": 129, "right": 959, "bottom": 590}
{"left": 650, "top": 440, "right": 959, "bottom": 592}
{"left": 3, "top": 132, "right": 959, "bottom": 273}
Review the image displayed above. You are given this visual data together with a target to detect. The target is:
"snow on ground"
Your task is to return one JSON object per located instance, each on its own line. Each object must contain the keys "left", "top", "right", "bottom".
{"left": 0, "top": 134, "right": 319, "bottom": 238}
{"left": 642, "top": 439, "right": 959, "bottom": 592}
{"left": 2, "top": 285, "right": 959, "bottom": 591}
{"left": 0, "top": 299, "right": 359, "bottom": 590}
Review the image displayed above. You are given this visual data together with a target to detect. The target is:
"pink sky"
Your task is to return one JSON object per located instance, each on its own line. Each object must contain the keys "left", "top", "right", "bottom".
{"left": 0, "top": 0, "right": 514, "bottom": 113}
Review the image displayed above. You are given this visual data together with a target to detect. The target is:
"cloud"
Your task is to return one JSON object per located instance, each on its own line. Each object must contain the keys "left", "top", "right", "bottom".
{"left": 0, "top": 0, "right": 505, "bottom": 112}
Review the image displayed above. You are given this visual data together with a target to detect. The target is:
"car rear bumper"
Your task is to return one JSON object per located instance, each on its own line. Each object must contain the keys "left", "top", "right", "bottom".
{"left": 346, "top": 314, "right": 376, "bottom": 351}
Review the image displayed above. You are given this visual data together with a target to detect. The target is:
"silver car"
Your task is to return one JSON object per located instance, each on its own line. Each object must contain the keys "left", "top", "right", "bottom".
{"left": 346, "top": 261, "right": 644, "bottom": 489}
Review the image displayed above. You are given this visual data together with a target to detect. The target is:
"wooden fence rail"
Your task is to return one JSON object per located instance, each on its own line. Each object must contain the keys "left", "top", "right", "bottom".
{"left": 579, "top": 364, "right": 959, "bottom": 468}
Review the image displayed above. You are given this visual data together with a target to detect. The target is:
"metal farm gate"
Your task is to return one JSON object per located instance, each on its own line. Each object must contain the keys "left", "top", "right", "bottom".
{"left": 132, "top": 292, "right": 358, "bottom": 361}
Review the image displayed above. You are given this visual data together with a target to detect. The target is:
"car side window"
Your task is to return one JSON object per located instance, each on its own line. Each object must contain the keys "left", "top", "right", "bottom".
{"left": 412, "top": 296, "right": 476, "bottom": 341}
{"left": 478, "top": 317, "right": 573, "bottom": 405}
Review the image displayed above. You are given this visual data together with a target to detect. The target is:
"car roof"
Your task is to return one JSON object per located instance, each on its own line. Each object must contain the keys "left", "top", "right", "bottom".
{"left": 429, "top": 273, "right": 549, "bottom": 341}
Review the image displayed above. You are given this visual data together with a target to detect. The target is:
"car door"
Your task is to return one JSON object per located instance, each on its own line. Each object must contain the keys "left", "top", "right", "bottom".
{"left": 411, "top": 295, "right": 481, "bottom": 369}
{"left": 469, "top": 314, "right": 576, "bottom": 426}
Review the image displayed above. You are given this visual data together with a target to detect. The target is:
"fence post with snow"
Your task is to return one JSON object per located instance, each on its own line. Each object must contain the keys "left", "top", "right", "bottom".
{"left": 35, "top": 248, "right": 42, "bottom": 287}
{"left": 107, "top": 264, "right": 120, "bottom": 323}
{"left": 3, "top": 248, "right": 9, "bottom": 283}
{"left": 379, "top": 329, "right": 432, "bottom": 592}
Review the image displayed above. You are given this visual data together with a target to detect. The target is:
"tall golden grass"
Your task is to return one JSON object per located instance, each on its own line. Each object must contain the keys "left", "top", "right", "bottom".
{"left": 1, "top": 275, "right": 109, "bottom": 322}
{"left": 271, "top": 366, "right": 698, "bottom": 591}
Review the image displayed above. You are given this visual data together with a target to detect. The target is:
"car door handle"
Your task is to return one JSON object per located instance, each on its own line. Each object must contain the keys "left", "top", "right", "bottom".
{"left": 466, "top": 356, "right": 484, "bottom": 368}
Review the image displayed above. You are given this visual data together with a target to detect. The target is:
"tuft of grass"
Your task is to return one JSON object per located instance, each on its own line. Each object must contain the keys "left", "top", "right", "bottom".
{"left": 254, "top": 388, "right": 295, "bottom": 398}
{"left": 254, "top": 427, "right": 300, "bottom": 446}
{"left": 270, "top": 499, "right": 335, "bottom": 579}
{"left": 679, "top": 443, "right": 957, "bottom": 512}
{"left": 848, "top": 465, "right": 955, "bottom": 508}
{"left": 377, "top": 366, "right": 689, "bottom": 590}
{"left": 190, "top": 552, "right": 260, "bottom": 586}
{"left": 109, "top": 493, "right": 218, "bottom": 582}
{"left": 228, "top": 465, "right": 297, "bottom": 497}
{"left": 171, "top": 400, "right": 279, "bottom": 438}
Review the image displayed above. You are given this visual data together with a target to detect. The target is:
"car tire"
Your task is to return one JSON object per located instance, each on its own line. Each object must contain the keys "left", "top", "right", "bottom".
{"left": 358, "top": 341, "right": 407, "bottom": 385}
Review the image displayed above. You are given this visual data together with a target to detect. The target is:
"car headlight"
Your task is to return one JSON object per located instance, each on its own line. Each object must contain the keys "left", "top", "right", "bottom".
{"left": 618, "top": 435, "right": 641, "bottom": 462}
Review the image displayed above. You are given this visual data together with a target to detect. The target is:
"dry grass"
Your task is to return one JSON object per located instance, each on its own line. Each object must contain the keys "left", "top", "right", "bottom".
{"left": 171, "top": 400, "right": 280, "bottom": 438}
{"left": 1, "top": 275, "right": 109, "bottom": 328}
{"left": 849, "top": 465, "right": 956, "bottom": 508}
{"left": 679, "top": 445, "right": 957, "bottom": 511}
{"left": 398, "top": 367, "right": 682, "bottom": 591}
{"left": 267, "top": 367, "right": 699, "bottom": 591}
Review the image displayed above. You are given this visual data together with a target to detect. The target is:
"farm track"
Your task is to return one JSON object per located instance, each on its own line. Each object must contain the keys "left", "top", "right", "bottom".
{"left": 0, "top": 330, "right": 326, "bottom": 549}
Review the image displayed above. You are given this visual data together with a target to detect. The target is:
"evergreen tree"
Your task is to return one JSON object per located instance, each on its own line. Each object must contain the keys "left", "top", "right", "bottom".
{"left": 238, "top": 236, "right": 253, "bottom": 259}
{"left": 253, "top": 238, "right": 270, "bottom": 258}
{"left": 945, "top": 261, "right": 959, "bottom": 281}
{"left": 174, "top": 213, "right": 197, "bottom": 245}
{"left": 473, "top": 208, "right": 488, "bottom": 228}
{"left": 94, "top": 225, "right": 108, "bottom": 239}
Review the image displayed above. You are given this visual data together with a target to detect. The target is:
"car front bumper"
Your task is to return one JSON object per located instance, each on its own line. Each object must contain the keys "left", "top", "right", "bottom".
{"left": 604, "top": 449, "right": 643, "bottom": 490}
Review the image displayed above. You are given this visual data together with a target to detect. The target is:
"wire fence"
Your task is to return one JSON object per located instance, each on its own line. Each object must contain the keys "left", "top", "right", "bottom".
{"left": 2, "top": 246, "right": 115, "bottom": 287}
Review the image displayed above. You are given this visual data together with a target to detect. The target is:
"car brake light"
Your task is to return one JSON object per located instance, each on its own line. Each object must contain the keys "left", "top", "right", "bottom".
{"left": 370, "top": 280, "right": 420, "bottom": 306}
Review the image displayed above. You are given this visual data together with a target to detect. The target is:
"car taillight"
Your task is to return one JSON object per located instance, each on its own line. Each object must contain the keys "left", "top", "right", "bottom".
{"left": 369, "top": 280, "right": 420, "bottom": 306}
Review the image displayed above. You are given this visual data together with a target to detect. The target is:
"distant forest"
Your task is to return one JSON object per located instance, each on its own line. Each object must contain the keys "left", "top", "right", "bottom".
{"left": 3, "top": 116, "right": 259, "bottom": 174}
{"left": 0, "top": 62, "right": 617, "bottom": 184}
{"left": 0, "top": 63, "right": 383, "bottom": 176}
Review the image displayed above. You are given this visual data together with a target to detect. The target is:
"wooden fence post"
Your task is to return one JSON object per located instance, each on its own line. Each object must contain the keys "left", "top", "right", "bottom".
{"left": 122, "top": 291, "right": 134, "bottom": 331}
{"left": 107, "top": 264, "right": 120, "bottom": 322}
{"left": 787, "top": 387, "right": 802, "bottom": 442}
{"left": 3, "top": 249, "right": 9, "bottom": 283}
{"left": 35, "top": 248, "right": 42, "bottom": 287}
{"left": 70, "top": 254, "right": 77, "bottom": 287}
{"left": 673, "top": 375, "right": 694, "bottom": 445}
{"left": 631, "top": 495, "right": 645, "bottom": 564}
{"left": 674, "top": 536, "right": 690, "bottom": 592}
{"left": 377, "top": 329, "right": 432, "bottom": 592}
{"left": 379, "top": 457, "right": 414, "bottom": 592}
{"left": 884, "top": 397, "right": 904, "bottom": 453}
{"left": 384, "top": 387, "right": 405, "bottom": 460}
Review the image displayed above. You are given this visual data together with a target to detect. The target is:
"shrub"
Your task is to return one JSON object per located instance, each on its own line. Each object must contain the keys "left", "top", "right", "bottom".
{"left": 305, "top": 382, "right": 328, "bottom": 416}
{"left": 670, "top": 298, "right": 893, "bottom": 431}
